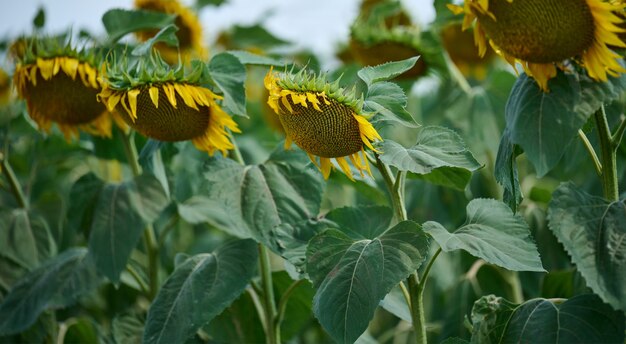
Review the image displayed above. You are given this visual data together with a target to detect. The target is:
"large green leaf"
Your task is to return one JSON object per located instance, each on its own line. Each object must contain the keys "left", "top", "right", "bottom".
{"left": 88, "top": 174, "right": 168, "bottom": 284}
{"left": 379, "top": 126, "right": 481, "bottom": 190}
{"left": 504, "top": 70, "right": 626, "bottom": 177}
{"left": 208, "top": 52, "right": 247, "bottom": 116}
{"left": 0, "top": 209, "right": 56, "bottom": 271}
{"left": 0, "top": 248, "right": 101, "bottom": 335}
{"left": 494, "top": 130, "right": 523, "bottom": 212}
{"left": 547, "top": 182, "right": 626, "bottom": 311}
{"left": 364, "top": 81, "right": 418, "bottom": 127}
{"left": 423, "top": 199, "right": 544, "bottom": 272}
{"left": 357, "top": 57, "right": 419, "bottom": 87}
{"left": 306, "top": 221, "right": 430, "bottom": 344}
{"left": 143, "top": 239, "right": 258, "bottom": 344}
{"left": 471, "top": 294, "right": 625, "bottom": 343}
{"left": 227, "top": 50, "right": 285, "bottom": 67}
{"left": 201, "top": 147, "right": 324, "bottom": 249}
{"left": 102, "top": 9, "right": 176, "bottom": 44}
{"left": 131, "top": 24, "right": 179, "bottom": 57}
{"left": 66, "top": 173, "right": 105, "bottom": 245}
{"left": 203, "top": 291, "right": 266, "bottom": 344}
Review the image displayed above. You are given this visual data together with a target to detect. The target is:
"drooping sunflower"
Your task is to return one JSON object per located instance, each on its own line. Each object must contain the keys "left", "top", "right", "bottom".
{"left": 441, "top": 23, "right": 495, "bottom": 80}
{"left": 135, "top": 0, "right": 208, "bottom": 64}
{"left": 0, "top": 68, "right": 11, "bottom": 105}
{"left": 12, "top": 36, "right": 112, "bottom": 139}
{"left": 264, "top": 68, "right": 382, "bottom": 180}
{"left": 350, "top": 0, "right": 427, "bottom": 78}
{"left": 98, "top": 52, "right": 239, "bottom": 155}
{"left": 448, "top": 0, "right": 626, "bottom": 91}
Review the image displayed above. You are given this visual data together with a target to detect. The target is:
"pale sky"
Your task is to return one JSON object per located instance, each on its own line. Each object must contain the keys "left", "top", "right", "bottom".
{"left": 0, "top": 0, "right": 435, "bottom": 66}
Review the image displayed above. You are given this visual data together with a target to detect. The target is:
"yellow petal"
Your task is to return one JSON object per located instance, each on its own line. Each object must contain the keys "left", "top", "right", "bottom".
{"left": 163, "top": 84, "right": 177, "bottom": 108}
{"left": 106, "top": 93, "right": 121, "bottom": 112}
{"left": 36, "top": 58, "right": 54, "bottom": 80}
{"left": 127, "top": 89, "right": 140, "bottom": 120}
{"left": 61, "top": 58, "right": 79, "bottom": 79}
{"left": 320, "top": 158, "right": 332, "bottom": 180}
{"left": 335, "top": 157, "right": 354, "bottom": 181}
{"left": 174, "top": 84, "right": 198, "bottom": 110}
{"left": 149, "top": 86, "right": 159, "bottom": 108}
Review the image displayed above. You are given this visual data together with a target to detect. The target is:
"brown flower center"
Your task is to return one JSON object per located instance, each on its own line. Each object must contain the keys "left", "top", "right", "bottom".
{"left": 24, "top": 71, "right": 105, "bottom": 125}
{"left": 476, "top": 0, "right": 595, "bottom": 63}
{"left": 278, "top": 95, "right": 363, "bottom": 158}
{"left": 116, "top": 86, "right": 209, "bottom": 142}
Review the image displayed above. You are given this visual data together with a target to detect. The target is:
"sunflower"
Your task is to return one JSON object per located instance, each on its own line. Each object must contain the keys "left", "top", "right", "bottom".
{"left": 12, "top": 37, "right": 112, "bottom": 139}
{"left": 448, "top": 0, "right": 626, "bottom": 91}
{"left": 98, "top": 53, "right": 239, "bottom": 155}
{"left": 350, "top": 0, "right": 427, "bottom": 78}
{"left": 135, "top": 0, "right": 207, "bottom": 64}
{"left": 441, "top": 23, "right": 495, "bottom": 80}
{"left": 264, "top": 68, "right": 382, "bottom": 180}
{"left": 0, "top": 68, "right": 11, "bottom": 105}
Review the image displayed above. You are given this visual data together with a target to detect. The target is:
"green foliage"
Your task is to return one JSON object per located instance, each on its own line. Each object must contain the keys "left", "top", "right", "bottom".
{"left": 208, "top": 52, "right": 247, "bottom": 116}
{"left": 470, "top": 294, "right": 625, "bottom": 343}
{"left": 423, "top": 199, "right": 544, "bottom": 272}
{"left": 143, "top": 239, "right": 258, "bottom": 344}
{"left": 307, "top": 220, "right": 430, "bottom": 343}
{"left": 102, "top": 9, "right": 176, "bottom": 44}
{"left": 131, "top": 24, "right": 179, "bottom": 57}
{"left": 547, "top": 183, "right": 626, "bottom": 311}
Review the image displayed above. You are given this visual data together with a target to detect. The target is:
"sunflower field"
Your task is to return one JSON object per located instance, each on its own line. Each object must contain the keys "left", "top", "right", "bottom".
{"left": 1, "top": 0, "right": 626, "bottom": 343}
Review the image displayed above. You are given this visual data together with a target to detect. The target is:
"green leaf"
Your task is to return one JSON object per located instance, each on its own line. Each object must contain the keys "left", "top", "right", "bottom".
{"left": 112, "top": 313, "right": 144, "bottom": 344}
{"left": 325, "top": 205, "right": 393, "bottom": 239}
{"left": 222, "top": 24, "right": 288, "bottom": 51}
{"left": 364, "top": 81, "right": 418, "bottom": 127}
{"left": 273, "top": 272, "right": 315, "bottom": 341}
{"left": 504, "top": 70, "right": 626, "bottom": 177}
{"left": 547, "top": 182, "right": 626, "bottom": 311}
{"left": 227, "top": 50, "right": 285, "bottom": 67}
{"left": 203, "top": 291, "right": 266, "bottom": 343}
{"left": 102, "top": 9, "right": 176, "bottom": 44}
{"left": 88, "top": 174, "right": 168, "bottom": 284}
{"left": 32, "top": 7, "right": 45, "bottom": 29}
{"left": 131, "top": 24, "right": 179, "bottom": 57}
{"left": 306, "top": 221, "right": 430, "bottom": 343}
{"left": 208, "top": 52, "right": 247, "bottom": 116}
{"left": 0, "top": 248, "right": 101, "bottom": 335}
{"left": 0, "top": 209, "right": 56, "bottom": 270}
{"left": 195, "top": 0, "right": 227, "bottom": 9}
{"left": 201, "top": 147, "right": 324, "bottom": 249}
{"left": 66, "top": 173, "right": 105, "bottom": 245}
{"left": 357, "top": 56, "right": 419, "bottom": 87}
{"left": 423, "top": 199, "right": 544, "bottom": 272}
{"left": 471, "top": 294, "right": 625, "bottom": 343}
{"left": 143, "top": 239, "right": 258, "bottom": 344}
{"left": 379, "top": 127, "right": 482, "bottom": 190}
{"left": 494, "top": 130, "right": 523, "bottom": 212}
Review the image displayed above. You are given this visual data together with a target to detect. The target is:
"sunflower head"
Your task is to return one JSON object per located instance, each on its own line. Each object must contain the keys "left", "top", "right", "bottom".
{"left": 449, "top": 0, "right": 626, "bottom": 91}
{"left": 0, "top": 68, "right": 11, "bottom": 105}
{"left": 12, "top": 35, "right": 112, "bottom": 139}
{"left": 99, "top": 52, "right": 239, "bottom": 155}
{"left": 264, "top": 67, "right": 382, "bottom": 180}
{"left": 134, "top": 0, "right": 207, "bottom": 64}
{"left": 350, "top": 0, "right": 427, "bottom": 78}
{"left": 441, "top": 23, "right": 495, "bottom": 79}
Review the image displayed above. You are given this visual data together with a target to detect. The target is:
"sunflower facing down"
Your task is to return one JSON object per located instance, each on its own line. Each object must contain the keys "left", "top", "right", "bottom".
{"left": 135, "top": 0, "right": 208, "bottom": 64}
{"left": 264, "top": 68, "right": 382, "bottom": 181}
{"left": 0, "top": 68, "right": 11, "bottom": 105}
{"left": 98, "top": 54, "right": 239, "bottom": 155}
{"left": 13, "top": 37, "right": 112, "bottom": 139}
{"left": 449, "top": 0, "right": 626, "bottom": 91}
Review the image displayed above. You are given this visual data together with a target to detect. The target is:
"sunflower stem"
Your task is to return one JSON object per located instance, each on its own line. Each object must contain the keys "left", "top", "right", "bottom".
{"left": 258, "top": 244, "right": 279, "bottom": 344}
{"left": 0, "top": 152, "right": 29, "bottom": 209}
{"left": 375, "top": 154, "right": 404, "bottom": 223}
{"left": 594, "top": 106, "right": 619, "bottom": 201}
{"left": 577, "top": 129, "right": 602, "bottom": 177}
{"left": 120, "top": 129, "right": 159, "bottom": 300}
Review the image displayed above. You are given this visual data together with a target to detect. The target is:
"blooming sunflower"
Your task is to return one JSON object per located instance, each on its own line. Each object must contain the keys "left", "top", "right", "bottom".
{"left": 12, "top": 36, "right": 112, "bottom": 139}
{"left": 98, "top": 53, "right": 239, "bottom": 155}
{"left": 135, "top": 0, "right": 208, "bottom": 64}
{"left": 441, "top": 23, "right": 495, "bottom": 80}
{"left": 264, "top": 68, "right": 382, "bottom": 180}
{"left": 448, "top": 0, "right": 626, "bottom": 91}
{"left": 350, "top": 0, "right": 427, "bottom": 78}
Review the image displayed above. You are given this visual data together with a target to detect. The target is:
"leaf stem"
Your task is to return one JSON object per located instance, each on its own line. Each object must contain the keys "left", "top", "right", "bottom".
{"left": 375, "top": 154, "right": 405, "bottom": 223}
{"left": 594, "top": 106, "right": 619, "bottom": 201}
{"left": 126, "top": 264, "right": 150, "bottom": 295}
{"left": 611, "top": 114, "right": 626, "bottom": 148}
{"left": 258, "top": 244, "right": 278, "bottom": 344}
{"left": 577, "top": 129, "right": 602, "bottom": 177}
{"left": 0, "top": 151, "right": 28, "bottom": 208}
{"left": 120, "top": 129, "right": 159, "bottom": 300}
{"left": 275, "top": 279, "right": 305, "bottom": 339}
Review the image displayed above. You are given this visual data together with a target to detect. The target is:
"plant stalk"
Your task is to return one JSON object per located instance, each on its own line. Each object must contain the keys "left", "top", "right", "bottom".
{"left": 577, "top": 129, "right": 602, "bottom": 177}
{"left": 594, "top": 106, "right": 619, "bottom": 201}
{"left": 258, "top": 244, "right": 278, "bottom": 344}
{"left": 275, "top": 279, "right": 305, "bottom": 340}
{"left": 375, "top": 154, "right": 405, "bottom": 223}
{"left": 120, "top": 130, "right": 159, "bottom": 300}
{"left": 0, "top": 152, "right": 28, "bottom": 208}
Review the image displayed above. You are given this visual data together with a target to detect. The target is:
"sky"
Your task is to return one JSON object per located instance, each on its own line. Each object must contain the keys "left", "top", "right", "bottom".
{"left": 0, "top": 0, "right": 436, "bottom": 66}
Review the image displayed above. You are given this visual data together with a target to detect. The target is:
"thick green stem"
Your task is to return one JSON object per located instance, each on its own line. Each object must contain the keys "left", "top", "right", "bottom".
{"left": 408, "top": 274, "right": 426, "bottom": 344}
{"left": 594, "top": 106, "right": 619, "bottom": 201}
{"left": 258, "top": 244, "right": 278, "bottom": 344}
{"left": 120, "top": 130, "right": 159, "bottom": 300}
{"left": 0, "top": 152, "right": 28, "bottom": 208}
